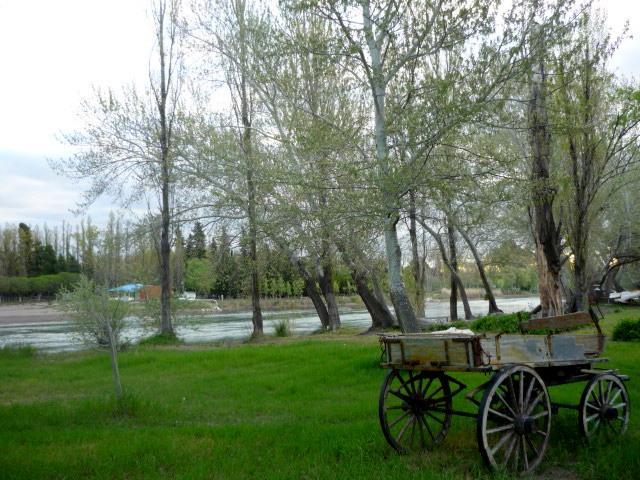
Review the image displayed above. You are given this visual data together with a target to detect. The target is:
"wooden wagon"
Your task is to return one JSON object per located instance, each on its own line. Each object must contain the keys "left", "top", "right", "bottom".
{"left": 377, "top": 309, "right": 630, "bottom": 475}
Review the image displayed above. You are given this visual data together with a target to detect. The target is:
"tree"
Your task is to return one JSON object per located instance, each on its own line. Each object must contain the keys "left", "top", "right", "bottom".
{"left": 553, "top": 12, "right": 640, "bottom": 311}
{"left": 188, "top": 0, "right": 266, "bottom": 337}
{"left": 51, "top": 0, "right": 185, "bottom": 336}
{"left": 416, "top": 216, "right": 474, "bottom": 320}
{"left": 185, "top": 221, "right": 207, "bottom": 259}
{"left": 528, "top": 23, "right": 564, "bottom": 317}
{"left": 18, "top": 223, "right": 34, "bottom": 276}
{"left": 173, "top": 226, "right": 186, "bottom": 292}
{"left": 57, "top": 277, "right": 129, "bottom": 399}
{"left": 184, "top": 257, "right": 214, "bottom": 296}
{"left": 305, "top": 0, "right": 541, "bottom": 331}
{"left": 33, "top": 243, "right": 58, "bottom": 276}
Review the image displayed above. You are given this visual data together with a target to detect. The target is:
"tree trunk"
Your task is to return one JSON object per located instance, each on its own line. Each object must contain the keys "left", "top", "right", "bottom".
{"left": 292, "top": 255, "right": 330, "bottom": 329}
{"left": 243, "top": 92, "right": 263, "bottom": 337}
{"left": 447, "top": 220, "right": 459, "bottom": 321}
{"left": 418, "top": 218, "right": 474, "bottom": 320}
{"left": 528, "top": 31, "right": 564, "bottom": 317}
{"left": 304, "top": 276, "right": 330, "bottom": 329}
{"left": 532, "top": 237, "right": 563, "bottom": 316}
{"left": 372, "top": 273, "right": 389, "bottom": 309}
{"left": 339, "top": 248, "right": 395, "bottom": 329}
{"left": 237, "top": 0, "right": 263, "bottom": 337}
{"left": 457, "top": 226, "right": 503, "bottom": 315}
{"left": 354, "top": 272, "right": 395, "bottom": 329}
{"left": 106, "top": 322, "right": 123, "bottom": 399}
{"left": 409, "top": 191, "right": 426, "bottom": 317}
{"left": 317, "top": 262, "right": 340, "bottom": 331}
{"left": 278, "top": 241, "right": 330, "bottom": 330}
{"left": 157, "top": 1, "right": 173, "bottom": 336}
{"left": 363, "top": 3, "right": 419, "bottom": 333}
{"left": 385, "top": 218, "right": 420, "bottom": 331}
{"left": 159, "top": 123, "right": 173, "bottom": 336}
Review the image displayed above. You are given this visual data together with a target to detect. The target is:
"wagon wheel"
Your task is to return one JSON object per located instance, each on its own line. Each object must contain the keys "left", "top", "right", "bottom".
{"left": 379, "top": 369, "right": 452, "bottom": 453}
{"left": 579, "top": 373, "right": 629, "bottom": 439}
{"left": 477, "top": 365, "right": 551, "bottom": 475}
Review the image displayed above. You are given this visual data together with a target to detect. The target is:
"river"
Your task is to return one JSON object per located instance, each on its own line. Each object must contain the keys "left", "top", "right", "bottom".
{"left": 0, "top": 296, "right": 539, "bottom": 353}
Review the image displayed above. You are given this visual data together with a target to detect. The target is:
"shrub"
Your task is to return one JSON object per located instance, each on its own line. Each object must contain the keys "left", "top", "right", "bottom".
{"left": 56, "top": 277, "right": 129, "bottom": 398}
{"left": 0, "top": 272, "right": 80, "bottom": 299}
{"left": 139, "top": 332, "right": 182, "bottom": 346}
{"left": 612, "top": 319, "right": 640, "bottom": 341}
{"left": 0, "top": 344, "right": 36, "bottom": 358}
{"left": 470, "top": 312, "right": 530, "bottom": 333}
{"left": 274, "top": 319, "right": 292, "bottom": 337}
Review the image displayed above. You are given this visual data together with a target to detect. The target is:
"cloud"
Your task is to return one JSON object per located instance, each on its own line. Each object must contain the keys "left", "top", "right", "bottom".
{"left": 0, "top": 151, "right": 118, "bottom": 226}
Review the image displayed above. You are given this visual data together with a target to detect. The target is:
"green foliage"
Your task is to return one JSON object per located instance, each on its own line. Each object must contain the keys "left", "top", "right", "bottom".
{"left": 184, "top": 258, "right": 215, "bottom": 296}
{"left": 273, "top": 319, "right": 292, "bottom": 337}
{"left": 471, "top": 312, "right": 530, "bottom": 333}
{"left": 32, "top": 244, "right": 59, "bottom": 275}
{"left": 423, "top": 312, "right": 531, "bottom": 334}
{"left": 0, "top": 272, "right": 81, "bottom": 298}
{"left": 185, "top": 222, "right": 207, "bottom": 260}
{"left": 484, "top": 240, "right": 538, "bottom": 293}
{"left": 0, "top": 345, "right": 36, "bottom": 358}
{"left": 612, "top": 319, "right": 640, "bottom": 341}
{"left": 141, "top": 297, "right": 176, "bottom": 331}
{"left": 109, "top": 391, "right": 149, "bottom": 418}
{"left": 56, "top": 276, "right": 129, "bottom": 349}
{"left": 55, "top": 276, "right": 129, "bottom": 398}
{"left": 139, "top": 332, "right": 182, "bottom": 346}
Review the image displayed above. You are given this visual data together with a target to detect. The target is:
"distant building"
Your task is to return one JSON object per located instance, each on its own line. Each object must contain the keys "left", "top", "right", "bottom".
{"left": 139, "top": 285, "right": 162, "bottom": 301}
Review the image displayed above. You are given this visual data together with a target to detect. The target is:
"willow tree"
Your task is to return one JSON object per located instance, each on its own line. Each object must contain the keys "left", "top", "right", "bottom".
{"left": 51, "top": 0, "right": 184, "bottom": 336}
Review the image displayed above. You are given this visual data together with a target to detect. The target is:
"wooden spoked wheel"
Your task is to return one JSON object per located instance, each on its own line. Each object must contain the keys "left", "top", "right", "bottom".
{"left": 477, "top": 365, "right": 551, "bottom": 475}
{"left": 379, "top": 369, "right": 452, "bottom": 453}
{"left": 579, "top": 373, "right": 629, "bottom": 439}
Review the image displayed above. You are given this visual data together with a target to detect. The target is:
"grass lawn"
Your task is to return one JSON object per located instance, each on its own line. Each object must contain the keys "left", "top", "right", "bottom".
{"left": 1, "top": 306, "right": 639, "bottom": 479}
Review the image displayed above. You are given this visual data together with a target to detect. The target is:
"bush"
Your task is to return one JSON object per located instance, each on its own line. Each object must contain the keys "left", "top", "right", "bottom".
{"left": 0, "top": 272, "right": 81, "bottom": 299}
{"left": 612, "top": 319, "right": 640, "bottom": 341}
{"left": 274, "top": 319, "right": 292, "bottom": 337}
{"left": 471, "top": 312, "right": 530, "bottom": 333}
{"left": 139, "top": 332, "right": 182, "bottom": 346}
{"left": 56, "top": 277, "right": 129, "bottom": 398}
{"left": 0, "top": 344, "right": 36, "bottom": 358}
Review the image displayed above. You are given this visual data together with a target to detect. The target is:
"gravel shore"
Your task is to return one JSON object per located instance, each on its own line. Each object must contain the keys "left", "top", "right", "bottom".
{"left": 0, "top": 303, "right": 66, "bottom": 325}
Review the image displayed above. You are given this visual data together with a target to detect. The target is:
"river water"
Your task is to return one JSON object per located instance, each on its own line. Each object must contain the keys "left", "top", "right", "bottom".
{"left": 0, "top": 296, "right": 539, "bottom": 353}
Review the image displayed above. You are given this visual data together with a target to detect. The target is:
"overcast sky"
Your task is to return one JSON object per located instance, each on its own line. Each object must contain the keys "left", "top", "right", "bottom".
{"left": 0, "top": 0, "right": 639, "bottom": 228}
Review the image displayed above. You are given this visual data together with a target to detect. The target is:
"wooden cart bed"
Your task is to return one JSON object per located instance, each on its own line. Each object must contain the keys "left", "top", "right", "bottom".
{"left": 380, "top": 311, "right": 606, "bottom": 371}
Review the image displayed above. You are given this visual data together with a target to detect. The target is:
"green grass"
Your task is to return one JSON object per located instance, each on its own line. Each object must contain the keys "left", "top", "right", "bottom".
{"left": 138, "top": 331, "right": 184, "bottom": 346}
{"left": 1, "top": 307, "right": 639, "bottom": 479}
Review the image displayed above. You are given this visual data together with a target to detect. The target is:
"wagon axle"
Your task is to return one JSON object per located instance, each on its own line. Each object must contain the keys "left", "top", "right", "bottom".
{"left": 513, "top": 414, "right": 536, "bottom": 436}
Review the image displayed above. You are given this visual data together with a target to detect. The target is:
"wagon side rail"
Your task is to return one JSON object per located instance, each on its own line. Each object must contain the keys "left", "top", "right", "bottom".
{"left": 518, "top": 308, "right": 602, "bottom": 335}
{"left": 517, "top": 307, "right": 606, "bottom": 357}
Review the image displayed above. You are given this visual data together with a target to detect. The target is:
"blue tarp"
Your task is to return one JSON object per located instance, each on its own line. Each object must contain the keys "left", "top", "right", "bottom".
{"left": 108, "top": 283, "right": 144, "bottom": 293}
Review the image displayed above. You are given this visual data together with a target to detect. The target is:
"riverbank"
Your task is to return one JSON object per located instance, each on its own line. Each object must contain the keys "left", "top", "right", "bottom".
{"left": 0, "top": 303, "right": 65, "bottom": 325}
{"left": 1, "top": 306, "right": 638, "bottom": 479}
{"left": 0, "top": 294, "right": 537, "bottom": 326}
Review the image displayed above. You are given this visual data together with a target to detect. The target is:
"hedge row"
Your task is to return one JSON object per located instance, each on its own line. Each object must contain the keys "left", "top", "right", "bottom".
{"left": 0, "top": 273, "right": 81, "bottom": 298}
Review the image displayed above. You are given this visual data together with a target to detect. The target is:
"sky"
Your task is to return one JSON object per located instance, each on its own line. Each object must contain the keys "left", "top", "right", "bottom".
{"left": 0, "top": 0, "right": 639, "bottom": 228}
